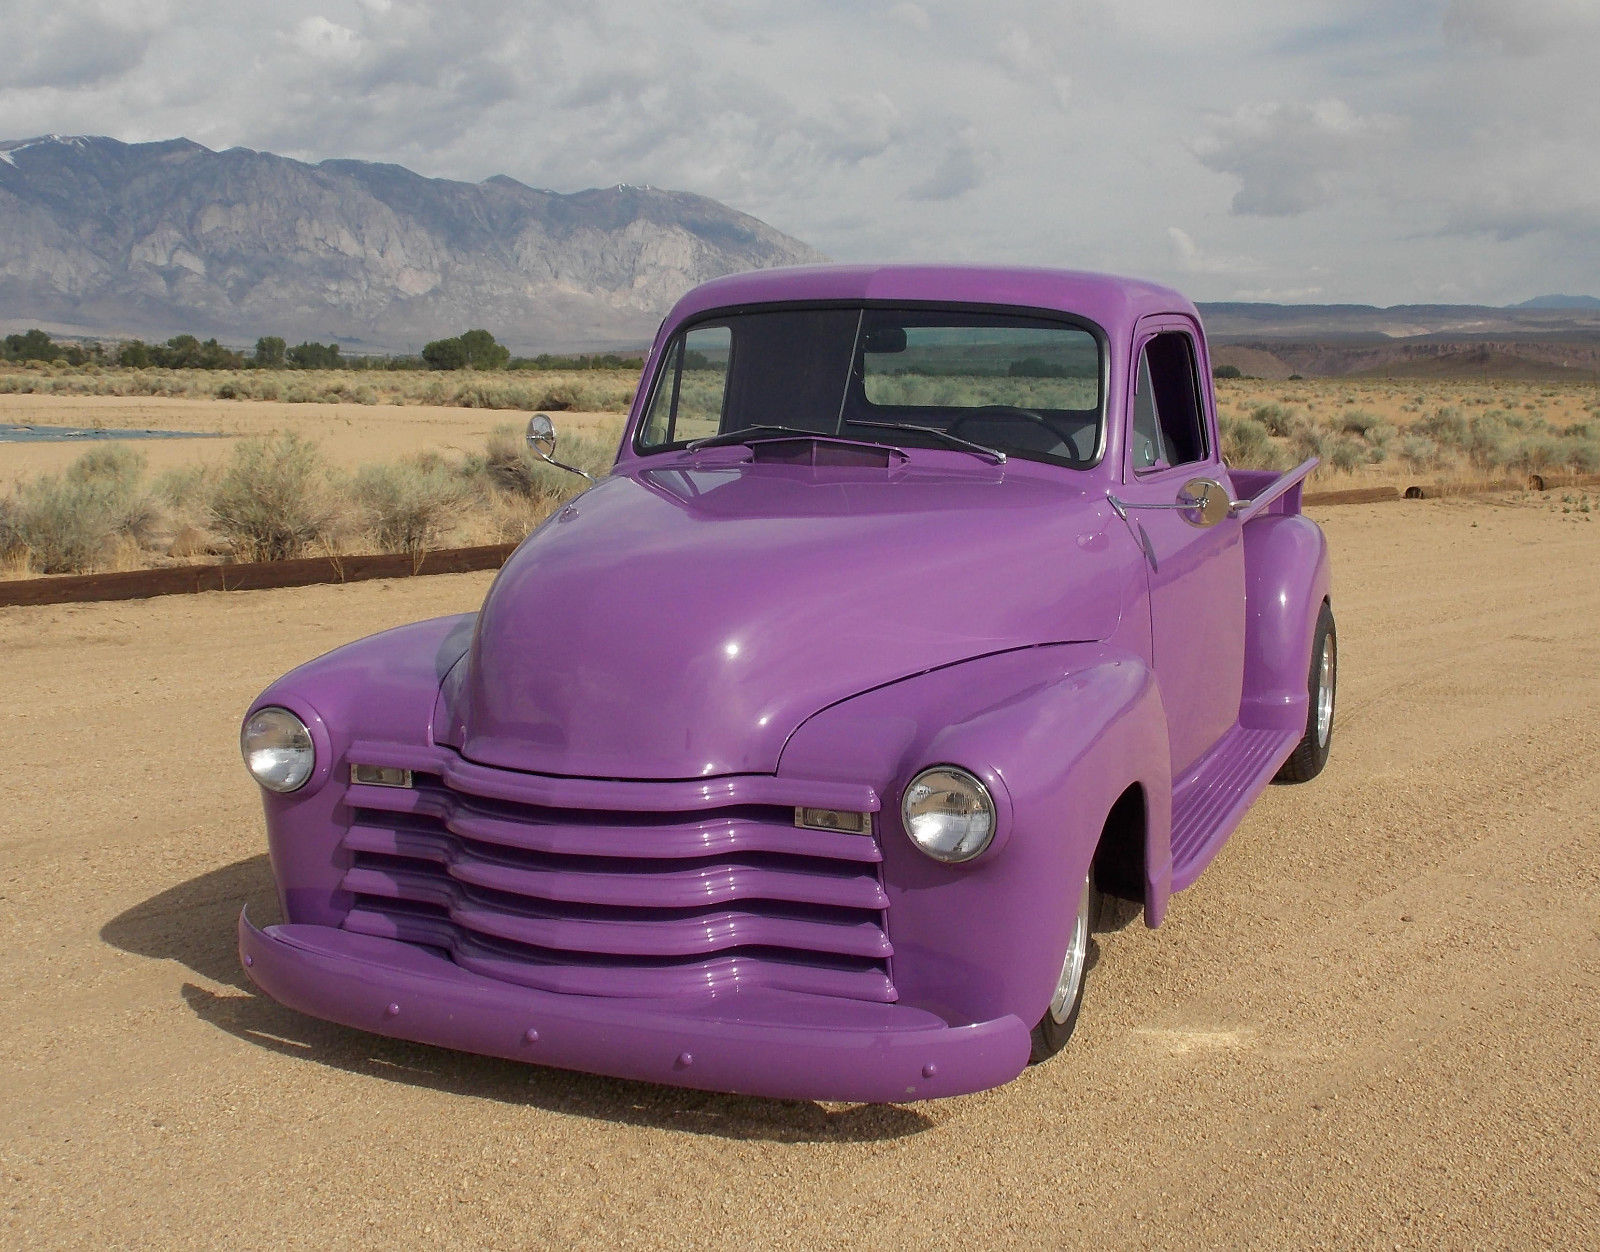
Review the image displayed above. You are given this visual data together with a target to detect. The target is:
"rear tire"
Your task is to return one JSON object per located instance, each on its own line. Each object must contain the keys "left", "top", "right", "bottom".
{"left": 1275, "top": 600, "right": 1336, "bottom": 783}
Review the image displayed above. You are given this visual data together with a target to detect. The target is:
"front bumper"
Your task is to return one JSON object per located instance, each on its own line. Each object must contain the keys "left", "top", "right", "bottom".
{"left": 239, "top": 910, "right": 1031, "bottom": 1102}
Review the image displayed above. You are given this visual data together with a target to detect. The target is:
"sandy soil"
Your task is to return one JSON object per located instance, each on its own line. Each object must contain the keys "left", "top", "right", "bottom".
{"left": 0, "top": 393, "right": 623, "bottom": 477}
{"left": 1, "top": 495, "right": 1597, "bottom": 1248}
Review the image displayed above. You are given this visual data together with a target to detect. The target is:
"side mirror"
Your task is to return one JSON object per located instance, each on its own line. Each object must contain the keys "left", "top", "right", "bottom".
{"left": 525, "top": 413, "right": 597, "bottom": 484}
{"left": 1179, "top": 477, "right": 1232, "bottom": 527}
{"left": 526, "top": 413, "right": 557, "bottom": 458}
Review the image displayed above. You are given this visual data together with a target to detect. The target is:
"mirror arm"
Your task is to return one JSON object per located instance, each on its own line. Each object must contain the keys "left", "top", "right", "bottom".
{"left": 526, "top": 413, "right": 598, "bottom": 484}
{"left": 534, "top": 451, "right": 598, "bottom": 484}
{"left": 1107, "top": 494, "right": 1243, "bottom": 514}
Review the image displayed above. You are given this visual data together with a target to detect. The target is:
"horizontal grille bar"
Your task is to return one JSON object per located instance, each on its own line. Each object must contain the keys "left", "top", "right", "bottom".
{"left": 348, "top": 782, "right": 882, "bottom": 864}
{"left": 344, "top": 823, "right": 888, "bottom": 912}
{"left": 336, "top": 756, "right": 894, "bottom": 1005}
{"left": 341, "top": 861, "right": 894, "bottom": 960}
{"left": 342, "top": 902, "right": 895, "bottom": 1002}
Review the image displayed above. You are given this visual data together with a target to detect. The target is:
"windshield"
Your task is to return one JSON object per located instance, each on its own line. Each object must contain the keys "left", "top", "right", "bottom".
{"left": 636, "top": 306, "right": 1103, "bottom": 467}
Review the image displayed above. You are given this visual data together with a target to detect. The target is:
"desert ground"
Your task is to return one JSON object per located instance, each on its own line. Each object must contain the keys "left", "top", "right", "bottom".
{"left": 2, "top": 488, "right": 1596, "bottom": 1248}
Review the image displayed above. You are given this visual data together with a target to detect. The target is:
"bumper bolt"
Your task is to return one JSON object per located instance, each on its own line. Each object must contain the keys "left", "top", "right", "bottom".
{"left": 676, "top": 1052, "right": 694, "bottom": 1068}
{"left": 385, "top": 1002, "right": 400, "bottom": 1017}
{"left": 922, "top": 1063, "right": 938, "bottom": 1078}
{"left": 243, "top": 954, "right": 253, "bottom": 967}
{"left": 524, "top": 1028, "right": 540, "bottom": 1044}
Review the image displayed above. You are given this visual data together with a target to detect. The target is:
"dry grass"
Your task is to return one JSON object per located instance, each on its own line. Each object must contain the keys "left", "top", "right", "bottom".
{"left": 1216, "top": 377, "right": 1600, "bottom": 487}
{"left": 0, "top": 417, "right": 624, "bottom": 577}
{"left": 0, "top": 362, "right": 637, "bottom": 413}
{"left": 4, "top": 374, "right": 1598, "bottom": 578}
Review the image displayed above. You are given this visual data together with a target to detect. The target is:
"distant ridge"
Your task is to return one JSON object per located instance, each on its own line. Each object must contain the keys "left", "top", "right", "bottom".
{"left": 1196, "top": 299, "right": 1600, "bottom": 380}
{"left": 1514, "top": 294, "right": 1600, "bottom": 311}
{"left": 0, "top": 134, "right": 827, "bottom": 352}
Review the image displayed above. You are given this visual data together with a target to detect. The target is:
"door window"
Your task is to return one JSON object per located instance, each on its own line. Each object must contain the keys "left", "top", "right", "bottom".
{"left": 640, "top": 324, "right": 732, "bottom": 446}
{"left": 1130, "top": 332, "right": 1207, "bottom": 470}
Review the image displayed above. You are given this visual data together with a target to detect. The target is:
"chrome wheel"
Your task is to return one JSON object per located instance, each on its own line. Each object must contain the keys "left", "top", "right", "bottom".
{"left": 1049, "top": 873, "right": 1093, "bottom": 1025}
{"left": 1315, "top": 632, "right": 1336, "bottom": 750}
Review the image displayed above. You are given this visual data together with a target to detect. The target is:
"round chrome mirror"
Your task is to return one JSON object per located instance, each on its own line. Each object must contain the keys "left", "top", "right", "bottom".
{"left": 1180, "top": 478, "right": 1232, "bottom": 527}
{"left": 526, "top": 413, "right": 557, "bottom": 458}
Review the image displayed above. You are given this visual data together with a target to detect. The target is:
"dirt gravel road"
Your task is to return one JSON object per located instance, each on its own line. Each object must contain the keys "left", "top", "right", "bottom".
{"left": 2, "top": 496, "right": 1597, "bottom": 1248}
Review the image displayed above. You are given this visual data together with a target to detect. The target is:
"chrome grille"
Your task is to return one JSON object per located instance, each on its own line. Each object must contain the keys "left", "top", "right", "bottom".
{"left": 337, "top": 765, "right": 894, "bottom": 1003}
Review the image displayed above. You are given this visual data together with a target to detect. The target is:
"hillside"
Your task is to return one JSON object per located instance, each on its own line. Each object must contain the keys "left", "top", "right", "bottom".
{"left": 0, "top": 135, "right": 826, "bottom": 352}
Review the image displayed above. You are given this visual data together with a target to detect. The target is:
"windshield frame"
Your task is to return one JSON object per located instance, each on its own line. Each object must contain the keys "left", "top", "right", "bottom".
{"left": 630, "top": 299, "right": 1110, "bottom": 470}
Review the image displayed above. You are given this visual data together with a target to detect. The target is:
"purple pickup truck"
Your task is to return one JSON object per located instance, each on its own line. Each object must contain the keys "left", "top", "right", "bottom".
{"left": 238, "top": 265, "right": 1334, "bottom": 1102}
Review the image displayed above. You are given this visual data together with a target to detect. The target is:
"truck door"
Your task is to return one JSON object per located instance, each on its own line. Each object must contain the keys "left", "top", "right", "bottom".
{"left": 1118, "top": 316, "right": 1246, "bottom": 777}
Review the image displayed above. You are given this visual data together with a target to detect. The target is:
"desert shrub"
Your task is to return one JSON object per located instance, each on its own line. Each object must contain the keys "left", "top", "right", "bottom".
{"left": 1249, "top": 403, "right": 1297, "bottom": 437}
{"left": 1398, "top": 434, "right": 1440, "bottom": 472}
{"left": 8, "top": 461, "right": 158, "bottom": 573}
{"left": 1465, "top": 413, "right": 1515, "bottom": 471}
{"left": 0, "top": 495, "right": 23, "bottom": 563}
{"left": 209, "top": 432, "right": 343, "bottom": 561}
{"left": 66, "top": 444, "right": 145, "bottom": 490}
{"left": 1417, "top": 406, "right": 1469, "bottom": 449}
{"left": 353, "top": 458, "right": 470, "bottom": 558}
{"left": 152, "top": 463, "right": 220, "bottom": 526}
{"left": 534, "top": 382, "right": 581, "bottom": 411}
{"left": 1287, "top": 413, "right": 1328, "bottom": 461}
{"left": 1340, "top": 409, "right": 1382, "bottom": 436}
{"left": 1518, "top": 435, "right": 1562, "bottom": 473}
{"left": 1326, "top": 436, "right": 1368, "bottom": 472}
{"left": 1564, "top": 437, "right": 1600, "bottom": 474}
{"left": 1219, "top": 414, "right": 1272, "bottom": 466}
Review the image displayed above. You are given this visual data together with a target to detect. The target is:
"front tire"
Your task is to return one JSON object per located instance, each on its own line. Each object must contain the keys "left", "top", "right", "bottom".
{"left": 1029, "top": 872, "right": 1101, "bottom": 1062}
{"left": 1275, "top": 600, "right": 1336, "bottom": 783}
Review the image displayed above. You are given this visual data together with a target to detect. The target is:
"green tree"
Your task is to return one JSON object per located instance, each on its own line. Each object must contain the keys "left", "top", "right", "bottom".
{"left": 254, "top": 336, "right": 287, "bottom": 367}
{"left": 118, "top": 340, "right": 152, "bottom": 368}
{"left": 422, "top": 336, "right": 469, "bottom": 370}
{"left": 286, "top": 341, "right": 342, "bottom": 369}
{"left": 423, "top": 329, "right": 510, "bottom": 370}
{"left": 459, "top": 328, "right": 511, "bottom": 369}
{"left": 4, "top": 329, "right": 58, "bottom": 362}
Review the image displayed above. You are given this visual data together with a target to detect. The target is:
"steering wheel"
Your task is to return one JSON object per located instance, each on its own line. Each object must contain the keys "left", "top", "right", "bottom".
{"left": 949, "top": 405, "right": 1058, "bottom": 437}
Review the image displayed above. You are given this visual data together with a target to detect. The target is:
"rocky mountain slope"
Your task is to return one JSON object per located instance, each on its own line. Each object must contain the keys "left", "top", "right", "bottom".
{"left": 0, "top": 135, "right": 826, "bottom": 352}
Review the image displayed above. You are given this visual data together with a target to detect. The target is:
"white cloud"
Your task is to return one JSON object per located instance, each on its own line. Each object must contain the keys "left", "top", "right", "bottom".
{"left": 291, "top": 16, "right": 362, "bottom": 62}
{"left": 889, "top": 3, "right": 930, "bottom": 34}
{"left": 1444, "top": 0, "right": 1600, "bottom": 55}
{"left": 1195, "top": 99, "right": 1396, "bottom": 217}
{"left": 1, "top": 0, "right": 1598, "bottom": 304}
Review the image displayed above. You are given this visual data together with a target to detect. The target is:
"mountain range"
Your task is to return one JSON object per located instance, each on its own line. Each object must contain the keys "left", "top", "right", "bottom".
{"left": 2, "top": 134, "right": 1598, "bottom": 373}
{"left": 0, "top": 134, "right": 825, "bottom": 353}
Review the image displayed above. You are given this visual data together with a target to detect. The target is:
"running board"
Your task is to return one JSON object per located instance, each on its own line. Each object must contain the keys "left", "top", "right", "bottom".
{"left": 1169, "top": 725, "right": 1300, "bottom": 891}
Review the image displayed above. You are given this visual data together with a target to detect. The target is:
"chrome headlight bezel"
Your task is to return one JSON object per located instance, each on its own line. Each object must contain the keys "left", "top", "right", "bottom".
{"left": 900, "top": 765, "right": 998, "bottom": 863}
{"left": 240, "top": 705, "right": 316, "bottom": 794}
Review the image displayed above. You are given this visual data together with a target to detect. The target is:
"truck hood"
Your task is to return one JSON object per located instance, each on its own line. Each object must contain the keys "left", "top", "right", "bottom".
{"left": 446, "top": 457, "right": 1127, "bottom": 779}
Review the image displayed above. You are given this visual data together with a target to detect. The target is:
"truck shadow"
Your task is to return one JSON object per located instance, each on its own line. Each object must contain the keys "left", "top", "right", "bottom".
{"left": 101, "top": 856, "right": 935, "bottom": 1143}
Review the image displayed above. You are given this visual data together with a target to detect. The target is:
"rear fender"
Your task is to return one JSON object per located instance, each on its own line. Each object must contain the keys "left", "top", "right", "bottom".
{"left": 1240, "top": 514, "right": 1331, "bottom": 732}
{"left": 779, "top": 643, "right": 1172, "bottom": 1030}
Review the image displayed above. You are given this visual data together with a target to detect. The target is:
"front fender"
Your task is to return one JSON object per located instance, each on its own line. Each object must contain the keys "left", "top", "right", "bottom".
{"left": 246, "top": 613, "right": 476, "bottom": 926}
{"left": 779, "top": 643, "right": 1171, "bottom": 1032}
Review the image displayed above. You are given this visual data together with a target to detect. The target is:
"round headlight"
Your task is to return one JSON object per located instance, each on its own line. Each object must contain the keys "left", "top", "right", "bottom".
{"left": 901, "top": 766, "right": 997, "bottom": 862}
{"left": 241, "top": 706, "right": 315, "bottom": 793}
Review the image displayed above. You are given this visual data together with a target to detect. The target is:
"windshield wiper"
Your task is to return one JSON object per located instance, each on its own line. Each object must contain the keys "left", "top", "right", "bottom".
{"left": 684, "top": 424, "right": 821, "bottom": 451}
{"left": 848, "top": 420, "right": 1007, "bottom": 464}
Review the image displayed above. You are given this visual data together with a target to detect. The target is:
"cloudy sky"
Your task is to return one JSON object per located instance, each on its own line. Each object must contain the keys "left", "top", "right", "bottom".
{"left": 4, "top": 0, "right": 1598, "bottom": 305}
